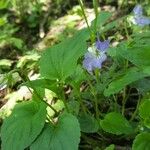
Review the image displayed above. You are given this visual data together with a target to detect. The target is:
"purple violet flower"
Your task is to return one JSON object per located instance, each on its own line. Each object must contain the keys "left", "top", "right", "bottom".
{"left": 83, "top": 39, "right": 110, "bottom": 73}
{"left": 133, "top": 5, "right": 150, "bottom": 26}
{"left": 133, "top": 5, "right": 143, "bottom": 16}
{"left": 134, "top": 16, "right": 150, "bottom": 26}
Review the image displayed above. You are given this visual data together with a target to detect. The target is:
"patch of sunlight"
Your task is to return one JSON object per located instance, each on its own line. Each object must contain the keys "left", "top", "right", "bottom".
{"left": 0, "top": 86, "right": 32, "bottom": 119}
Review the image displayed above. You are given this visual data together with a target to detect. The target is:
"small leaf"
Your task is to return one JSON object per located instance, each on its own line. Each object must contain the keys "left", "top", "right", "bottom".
{"left": 104, "top": 67, "right": 150, "bottom": 96}
{"left": 30, "top": 113, "right": 80, "bottom": 150}
{"left": 78, "top": 113, "right": 99, "bottom": 133}
{"left": 1, "top": 101, "right": 47, "bottom": 150}
{"left": 132, "top": 132, "right": 150, "bottom": 150}
{"left": 100, "top": 112, "right": 133, "bottom": 135}
{"left": 139, "top": 99, "right": 150, "bottom": 128}
{"left": 139, "top": 99, "right": 150, "bottom": 119}
{"left": 104, "top": 144, "right": 115, "bottom": 150}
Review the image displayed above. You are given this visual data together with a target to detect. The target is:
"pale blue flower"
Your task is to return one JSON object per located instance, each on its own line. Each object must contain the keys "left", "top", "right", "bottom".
{"left": 83, "top": 39, "right": 110, "bottom": 73}
{"left": 133, "top": 5, "right": 143, "bottom": 16}
{"left": 133, "top": 5, "right": 150, "bottom": 26}
{"left": 96, "top": 39, "right": 110, "bottom": 52}
{"left": 134, "top": 16, "right": 150, "bottom": 26}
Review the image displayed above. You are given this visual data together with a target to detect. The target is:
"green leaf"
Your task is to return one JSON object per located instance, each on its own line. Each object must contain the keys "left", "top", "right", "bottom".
{"left": 1, "top": 101, "right": 47, "bottom": 150}
{"left": 139, "top": 99, "right": 150, "bottom": 119}
{"left": 78, "top": 113, "right": 99, "bottom": 133}
{"left": 139, "top": 99, "right": 150, "bottom": 128}
{"left": 23, "top": 79, "right": 59, "bottom": 94}
{"left": 91, "top": 11, "right": 112, "bottom": 29}
{"left": 101, "top": 19, "right": 119, "bottom": 33}
{"left": 40, "top": 28, "right": 89, "bottom": 81}
{"left": 104, "top": 67, "right": 150, "bottom": 96}
{"left": 104, "top": 144, "right": 115, "bottom": 150}
{"left": 132, "top": 79, "right": 150, "bottom": 94}
{"left": 100, "top": 112, "right": 133, "bottom": 135}
{"left": 132, "top": 132, "right": 150, "bottom": 150}
{"left": 9, "top": 37, "right": 23, "bottom": 49}
{"left": 119, "top": 45, "right": 150, "bottom": 67}
{"left": 67, "top": 65, "right": 86, "bottom": 90}
{"left": 0, "top": 0, "right": 9, "bottom": 9}
{"left": 30, "top": 113, "right": 80, "bottom": 150}
{"left": 0, "top": 16, "right": 7, "bottom": 26}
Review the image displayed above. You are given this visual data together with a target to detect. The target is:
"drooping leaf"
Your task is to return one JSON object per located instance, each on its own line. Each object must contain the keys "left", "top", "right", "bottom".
{"left": 104, "top": 67, "right": 150, "bottom": 96}
{"left": 78, "top": 113, "right": 99, "bottom": 133}
{"left": 1, "top": 100, "right": 47, "bottom": 150}
{"left": 132, "top": 78, "right": 150, "bottom": 94}
{"left": 23, "top": 79, "right": 59, "bottom": 94}
{"left": 30, "top": 113, "right": 80, "bottom": 150}
{"left": 40, "top": 28, "right": 89, "bottom": 81}
{"left": 132, "top": 132, "right": 150, "bottom": 150}
{"left": 100, "top": 112, "right": 133, "bottom": 135}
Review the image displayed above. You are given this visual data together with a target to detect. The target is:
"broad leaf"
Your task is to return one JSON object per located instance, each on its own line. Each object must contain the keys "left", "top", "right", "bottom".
{"left": 104, "top": 67, "right": 150, "bottom": 96}
{"left": 139, "top": 99, "right": 150, "bottom": 119}
{"left": 139, "top": 99, "right": 150, "bottom": 128}
{"left": 119, "top": 45, "right": 150, "bottom": 67}
{"left": 132, "top": 78, "right": 150, "bottom": 94}
{"left": 78, "top": 113, "right": 99, "bottom": 133}
{"left": 132, "top": 133, "right": 150, "bottom": 150}
{"left": 91, "top": 11, "right": 112, "bottom": 29}
{"left": 30, "top": 113, "right": 80, "bottom": 150}
{"left": 23, "top": 79, "right": 59, "bottom": 94}
{"left": 40, "top": 28, "right": 89, "bottom": 81}
{"left": 100, "top": 112, "right": 133, "bottom": 135}
{"left": 1, "top": 101, "right": 47, "bottom": 150}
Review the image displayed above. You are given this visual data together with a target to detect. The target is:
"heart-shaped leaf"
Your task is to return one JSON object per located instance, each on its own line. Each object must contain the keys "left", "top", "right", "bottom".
{"left": 40, "top": 28, "right": 89, "bottom": 81}
{"left": 100, "top": 112, "right": 133, "bottom": 135}
{"left": 1, "top": 101, "right": 47, "bottom": 150}
{"left": 78, "top": 113, "right": 99, "bottom": 133}
{"left": 30, "top": 113, "right": 81, "bottom": 150}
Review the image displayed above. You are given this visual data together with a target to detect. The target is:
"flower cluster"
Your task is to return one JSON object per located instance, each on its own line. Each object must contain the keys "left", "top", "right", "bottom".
{"left": 83, "top": 38, "right": 109, "bottom": 73}
{"left": 133, "top": 5, "right": 150, "bottom": 26}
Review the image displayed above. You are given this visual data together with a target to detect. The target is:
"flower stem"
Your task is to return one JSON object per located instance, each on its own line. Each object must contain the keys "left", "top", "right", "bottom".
{"left": 17, "top": 70, "right": 58, "bottom": 115}
{"left": 59, "top": 83, "right": 70, "bottom": 113}
{"left": 78, "top": 0, "right": 94, "bottom": 41}
{"left": 130, "top": 96, "right": 141, "bottom": 121}
{"left": 86, "top": 74, "right": 99, "bottom": 119}
{"left": 122, "top": 87, "right": 126, "bottom": 116}
{"left": 93, "top": 0, "right": 99, "bottom": 32}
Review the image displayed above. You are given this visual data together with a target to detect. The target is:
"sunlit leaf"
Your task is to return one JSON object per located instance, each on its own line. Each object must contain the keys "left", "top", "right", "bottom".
{"left": 40, "top": 28, "right": 89, "bottom": 81}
